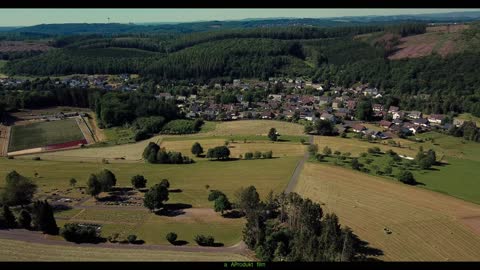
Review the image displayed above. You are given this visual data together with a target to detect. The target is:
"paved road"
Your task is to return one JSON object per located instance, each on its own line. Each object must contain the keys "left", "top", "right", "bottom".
{"left": 285, "top": 135, "right": 314, "bottom": 193}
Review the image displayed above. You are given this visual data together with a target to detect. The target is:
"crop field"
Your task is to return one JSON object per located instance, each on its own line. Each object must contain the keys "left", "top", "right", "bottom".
{"left": 295, "top": 163, "right": 480, "bottom": 261}
{"left": 8, "top": 118, "right": 85, "bottom": 152}
{"left": 204, "top": 120, "right": 305, "bottom": 136}
{"left": 0, "top": 238, "right": 250, "bottom": 261}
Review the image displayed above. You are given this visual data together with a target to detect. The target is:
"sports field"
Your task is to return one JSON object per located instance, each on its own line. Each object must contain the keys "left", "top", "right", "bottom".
{"left": 295, "top": 163, "right": 480, "bottom": 261}
{"left": 8, "top": 119, "right": 85, "bottom": 152}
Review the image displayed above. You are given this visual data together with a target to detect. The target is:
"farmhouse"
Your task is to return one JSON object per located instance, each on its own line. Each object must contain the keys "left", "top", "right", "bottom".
{"left": 320, "top": 113, "right": 336, "bottom": 123}
{"left": 388, "top": 106, "right": 399, "bottom": 114}
{"left": 407, "top": 111, "right": 423, "bottom": 119}
{"left": 351, "top": 124, "right": 367, "bottom": 133}
{"left": 413, "top": 118, "right": 429, "bottom": 127}
{"left": 428, "top": 114, "right": 445, "bottom": 125}
{"left": 379, "top": 120, "right": 393, "bottom": 129}
{"left": 373, "top": 104, "right": 384, "bottom": 112}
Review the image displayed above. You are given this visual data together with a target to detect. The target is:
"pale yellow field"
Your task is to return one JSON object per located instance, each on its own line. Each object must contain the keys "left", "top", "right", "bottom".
{"left": 294, "top": 163, "right": 480, "bottom": 261}
{"left": 314, "top": 135, "right": 419, "bottom": 157}
{"left": 205, "top": 120, "right": 305, "bottom": 136}
{"left": 0, "top": 238, "right": 250, "bottom": 261}
{"left": 162, "top": 139, "right": 305, "bottom": 159}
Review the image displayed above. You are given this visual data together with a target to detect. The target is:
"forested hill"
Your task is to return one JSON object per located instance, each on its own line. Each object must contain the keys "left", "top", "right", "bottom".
{"left": 2, "top": 22, "right": 480, "bottom": 118}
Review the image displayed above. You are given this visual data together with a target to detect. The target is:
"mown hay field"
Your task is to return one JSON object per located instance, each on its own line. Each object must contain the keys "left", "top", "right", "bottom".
{"left": 294, "top": 163, "right": 480, "bottom": 261}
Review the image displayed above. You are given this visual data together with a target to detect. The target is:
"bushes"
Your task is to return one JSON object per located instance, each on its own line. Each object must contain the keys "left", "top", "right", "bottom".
{"left": 60, "top": 223, "right": 99, "bottom": 243}
{"left": 17, "top": 209, "right": 32, "bottom": 229}
{"left": 206, "top": 146, "right": 230, "bottom": 160}
{"left": 397, "top": 170, "right": 416, "bottom": 185}
{"left": 143, "top": 142, "right": 194, "bottom": 164}
{"left": 127, "top": 234, "right": 137, "bottom": 243}
{"left": 244, "top": 151, "right": 273, "bottom": 160}
{"left": 208, "top": 190, "right": 226, "bottom": 202}
{"left": 166, "top": 232, "right": 178, "bottom": 244}
{"left": 194, "top": 234, "right": 215, "bottom": 246}
{"left": 131, "top": 175, "right": 147, "bottom": 189}
{"left": 161, "top": 119, "right": 204, "bottom": 134}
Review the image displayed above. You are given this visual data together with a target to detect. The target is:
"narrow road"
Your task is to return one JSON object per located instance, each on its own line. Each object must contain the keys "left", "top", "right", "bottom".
{"left": 285, "top": 135, "right": 314, "bottom": 193}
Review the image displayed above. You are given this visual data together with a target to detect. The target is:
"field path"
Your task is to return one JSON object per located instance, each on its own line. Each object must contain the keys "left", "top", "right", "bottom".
{"left": 0, "top": 229, "right": 250, "bottom": 255}
{"left": 285, "top": 135, "right": 313, "bottom": 193}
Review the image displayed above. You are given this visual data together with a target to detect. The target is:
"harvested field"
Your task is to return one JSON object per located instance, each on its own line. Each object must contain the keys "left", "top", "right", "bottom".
{"left": 295, "top": 163, "right": 480, "bottom": 261}
{"left": 205, "top": 120, "right": 305, "bottom": 136}
{"left": 8, "top": 118, "right": 85, "bottom": 152}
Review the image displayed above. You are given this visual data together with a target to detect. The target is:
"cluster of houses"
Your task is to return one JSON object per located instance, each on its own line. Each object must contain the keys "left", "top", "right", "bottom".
{"left": 154, "top": 80, "right": 465, "bottom": 140}
{"left": 0, "top": 74, "right": 139, "bottom": 92}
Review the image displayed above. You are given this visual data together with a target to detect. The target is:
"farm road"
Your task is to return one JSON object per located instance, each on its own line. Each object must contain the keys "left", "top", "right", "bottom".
{"left": 285, "top": 135, "right": 313, "bottom": 193}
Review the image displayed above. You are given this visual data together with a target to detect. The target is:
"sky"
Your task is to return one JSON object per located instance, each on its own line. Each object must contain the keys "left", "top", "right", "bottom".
{"left": 0, "top": 9, "right": 478, "bottom": 27}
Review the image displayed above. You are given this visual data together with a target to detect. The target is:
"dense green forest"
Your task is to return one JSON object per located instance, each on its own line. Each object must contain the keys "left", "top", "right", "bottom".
{"left": 2, "top": 22, "right": 480, "bottom": 117}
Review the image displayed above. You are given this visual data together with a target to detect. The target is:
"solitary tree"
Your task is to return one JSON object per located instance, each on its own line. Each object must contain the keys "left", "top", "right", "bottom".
{"left": 131, "top": 175, "right": 147, "bottom": 189}
{"left": 351, "top": 158, "right": 361, "bottom": 170}
{"left": 206, "top": 146, "right": 230, "bottom": 160}
{"left": 397, "top": 170, "right": 416, "bottom": 185}
{"left": 191, "top": 142, "right": 204, "bottom": 157}
{"left": 166, "top": 232, "right": 178, "bottom": 244}
{"left": 308, "top": 144, "right": 319, "bottom": 156}
{"left": 1, "top": 170, "right": 37, "bottom": 206}
{"left": 97, "top": 169, "right": 117, "bottom": 192}
{"left": 69, "top": 178, "right": 77, "bottom": 187}
{"left": 86, "top": 174, "right": 102, "bottom": 199}
{"left": 143, "top": 184, "right": 169, "bottom": 212}
{"left": 214, "top": 195, "right": 232, "bottom": 215}
{"left": 268, "top": 128, "right": 278, "bottom": 141}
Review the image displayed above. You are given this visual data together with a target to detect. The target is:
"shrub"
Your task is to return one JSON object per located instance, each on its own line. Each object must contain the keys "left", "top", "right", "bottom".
{"left": 323, "top": 146, "right": 332, "bottom": 156}
{"left": 131, "top": 175, "right": 147, "bottom": 189}
{"left": 315, "top": 154, "right": 324, "bottom": 161}
{"left": 333, "top": 150, "right": 341, "bottom": 156}
{"left": 61, "top": 223, "right": 99, "bottom": 243}
{"left": 360, "top": 152, "right": 368, "bottom": 158}
{"left": 397, "top": 170, "right": 416, "bottom": 185}
{"left": 107, "top": 233, "right": 120, "bottom": 243}
{"left": 127, "top": 234, "right": 137, "bottom": 243}
{"left": 208, "top": 190, "right": 226, "bottom": 202}
{"left": 308, "top": 144, "right": 319, "bottom": 156}
{"left": 253, "top": 151, "right": 262, "bottom": 159}
{"left": 264, "top": 151, "right": 273, "bottom": 159}
{"left": 194, "top": 234, "right": 215, "bottom": 246}
{"left": 32, "top": 157, "right": 41, "bottom": 161}
{"left": 300, "top": 138, "right": 306, "bottom": 144}
{"left": 166, "top": 232, "right": 178, "bottom": 244}
{"left": 244, "top": 152, "right": 254, "bottom": 160}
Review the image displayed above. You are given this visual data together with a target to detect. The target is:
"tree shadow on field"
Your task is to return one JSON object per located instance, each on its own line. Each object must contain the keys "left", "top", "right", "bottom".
{"left": 168, "top": 189, "right": 183, "bottom": 193}
{"left": 222, "top": 210, "right": 245, "bottom": 219}
{"left": 208, "top": 158, "right": 240, "bottom": 162}
{"left": 352, "top": 233, "right": 384, "bottom": 261}
{"left": 172, "top": 240, "right": 189, "bottom": 246}
{"left": 211, "top": 242, "right": 224, "bottom": 247}
{"left": 155, "top": 203, "right": 192, "bottom": 217}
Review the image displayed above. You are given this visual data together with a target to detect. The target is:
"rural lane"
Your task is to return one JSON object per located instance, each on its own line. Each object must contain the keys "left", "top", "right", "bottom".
{"left": 285, "top": 134, "right": 314, "bottom": 193}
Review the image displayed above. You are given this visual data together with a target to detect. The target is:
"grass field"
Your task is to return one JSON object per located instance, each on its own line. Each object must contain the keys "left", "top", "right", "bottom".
{"left": 8, "top": 119, "right": 85, "bottom": 152}
{"left": 295, "top": 163, "right": 480, "bottom": 261}
{"left": 19, "top": 120, "right": 306, "bottom": 163}
{"left": 0, "top": 156, "right": 299, "bottom": 208}
{"left": 313, "top": 132, "right": 480, "bottom": 204}
{"left": 0, "top": 238, "right": 250, "bottom": 261}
